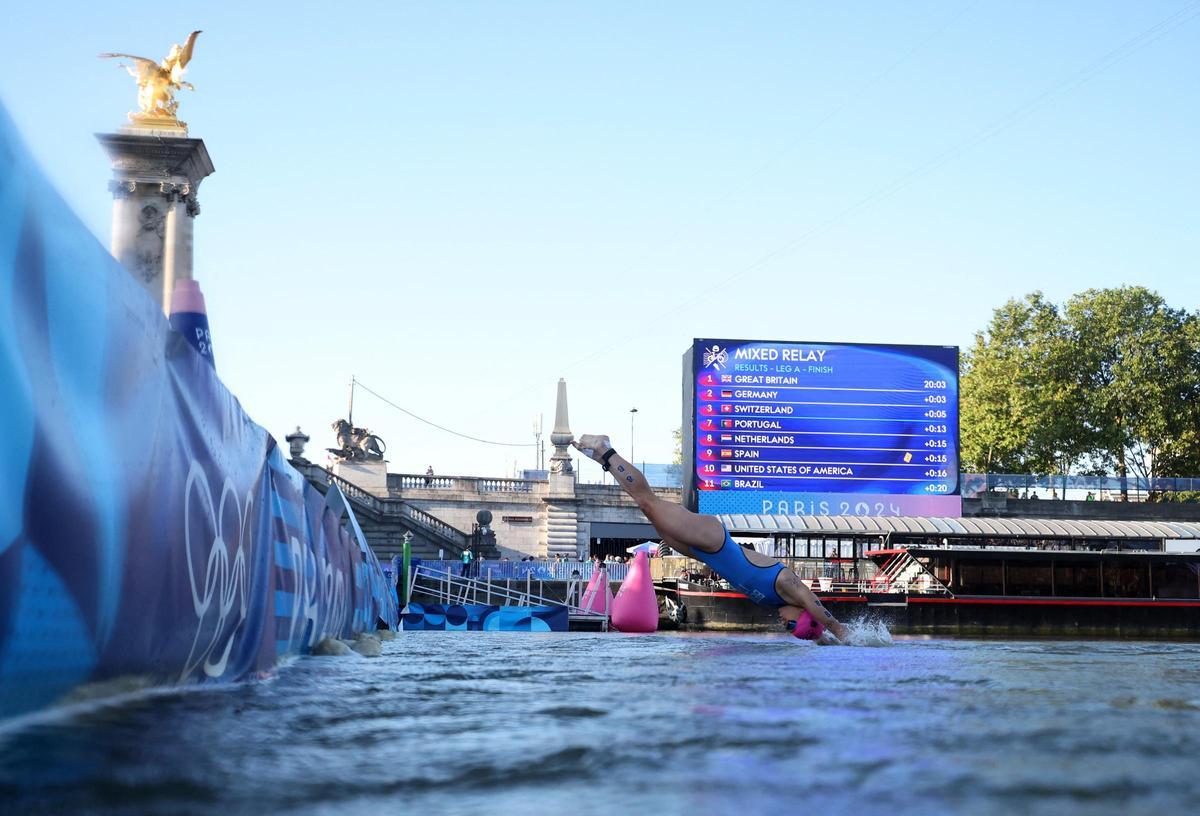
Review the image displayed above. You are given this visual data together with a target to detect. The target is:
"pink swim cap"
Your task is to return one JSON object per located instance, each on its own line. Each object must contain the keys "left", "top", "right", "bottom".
{"left": 789, "top": 610, "right": 826, "bottom": 641}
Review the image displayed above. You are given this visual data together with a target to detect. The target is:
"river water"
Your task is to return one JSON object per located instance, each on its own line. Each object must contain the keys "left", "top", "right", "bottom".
{"left": 3, "top": 631, "right": 1200, "bottom": 815}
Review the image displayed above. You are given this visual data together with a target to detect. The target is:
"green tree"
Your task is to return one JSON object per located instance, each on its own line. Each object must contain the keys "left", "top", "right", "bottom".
{"left": 962, "top": 286, "right": 1200, "bottom": 492}
{"left": 1062, "top": 287, "right": 1200, "bottom": 489}
{"left": 960, "top": 292, "right": 1082, "bottom": 473}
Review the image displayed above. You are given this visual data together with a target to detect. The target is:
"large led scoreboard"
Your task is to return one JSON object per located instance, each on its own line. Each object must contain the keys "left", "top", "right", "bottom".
{"left": 683, "top": 338, "right": 961, "bottom": 517}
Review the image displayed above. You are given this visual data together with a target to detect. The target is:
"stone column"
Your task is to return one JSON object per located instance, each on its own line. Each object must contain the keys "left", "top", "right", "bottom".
{"left": 161, "top": 181, "right": 197, "bottom": 304}
{"left": 545, "top": 378, "right": 580, "bottom": 556}
{"left": 96, "top": 126, "right": 214, "bottom": 313}
{"left": 544, "top": 502, "right": 581, "bottom": 557}
{"left": 549, "top": 378, "right": 575, "bottom": 478}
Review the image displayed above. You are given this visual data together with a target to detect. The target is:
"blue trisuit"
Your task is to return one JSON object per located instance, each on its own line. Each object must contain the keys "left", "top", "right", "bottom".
{"left": 687, "top": 529, "right": 786, "bottom": 606}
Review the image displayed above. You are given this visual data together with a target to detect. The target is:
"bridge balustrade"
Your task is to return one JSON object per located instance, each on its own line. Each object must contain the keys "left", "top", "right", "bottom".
{"left": 388, "top": 473, "right": 539, "bottom": 495}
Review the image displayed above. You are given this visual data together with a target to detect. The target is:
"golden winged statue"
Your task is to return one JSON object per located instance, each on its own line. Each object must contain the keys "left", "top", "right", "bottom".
{"left": 100, "top": 31, "right": 202, "bottom": 121}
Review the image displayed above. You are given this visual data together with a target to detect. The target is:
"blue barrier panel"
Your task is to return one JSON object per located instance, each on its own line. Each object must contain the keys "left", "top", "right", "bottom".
{"left": 0, "top": 105, "right": 397, "bottom": 720}
{"left": 400, "top": 602, "right": 568, "bottom": 632}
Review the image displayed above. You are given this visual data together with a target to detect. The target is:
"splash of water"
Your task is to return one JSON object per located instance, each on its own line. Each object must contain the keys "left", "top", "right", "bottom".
{"left": 831, "top": 619, "right": 894, "bottom": 647}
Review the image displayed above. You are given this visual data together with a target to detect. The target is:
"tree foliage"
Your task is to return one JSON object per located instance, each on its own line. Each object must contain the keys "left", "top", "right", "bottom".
{"left": 961, "top": 287, "right": 1200, "bottom": 479}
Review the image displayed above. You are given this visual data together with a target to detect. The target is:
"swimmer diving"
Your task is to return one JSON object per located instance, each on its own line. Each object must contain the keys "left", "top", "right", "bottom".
{"left": 572, "top": 434, "right": 849, "bottom": 642}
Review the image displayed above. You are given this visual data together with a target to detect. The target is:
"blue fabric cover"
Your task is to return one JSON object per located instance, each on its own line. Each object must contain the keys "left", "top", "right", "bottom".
{"left": 0, "top": 104, "right": 397, "bottom": 720}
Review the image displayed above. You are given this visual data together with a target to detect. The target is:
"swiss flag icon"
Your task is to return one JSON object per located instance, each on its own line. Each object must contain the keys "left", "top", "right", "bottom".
{"left": 720, "top": 404, "right": 732, "bottom": 413}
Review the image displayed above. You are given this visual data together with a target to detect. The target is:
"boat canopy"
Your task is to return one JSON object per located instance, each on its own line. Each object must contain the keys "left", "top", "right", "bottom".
{"left": 716, "top": 515, "right": 1200, "bottom": 541}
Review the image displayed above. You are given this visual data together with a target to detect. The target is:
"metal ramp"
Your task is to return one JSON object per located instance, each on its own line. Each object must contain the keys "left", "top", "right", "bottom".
{"left": 407, "top": 563, "right": 609, "bottom": 630}
{"left": 871, "top": 550, "right": 951, "bottom": 595}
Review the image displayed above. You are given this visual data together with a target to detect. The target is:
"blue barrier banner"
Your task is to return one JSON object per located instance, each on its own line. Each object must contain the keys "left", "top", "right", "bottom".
{"left": 401, "top": 602, "right": 568, "bottom": 632}
{"left": 0, "top": 105, "right": 397, "bottom": 720}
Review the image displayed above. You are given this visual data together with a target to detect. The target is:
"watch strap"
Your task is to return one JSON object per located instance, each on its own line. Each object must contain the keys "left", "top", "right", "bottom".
{"left": 600, "top": 448, "right": 618, "bottom": 472}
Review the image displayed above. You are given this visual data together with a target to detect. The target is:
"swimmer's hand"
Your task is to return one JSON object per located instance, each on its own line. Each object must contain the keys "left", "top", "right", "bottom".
{"left": 572, "top": 434, "right": 613, "bottom": 463}
{"left": 815, "top": 630, "right": 842, "bottom": 646}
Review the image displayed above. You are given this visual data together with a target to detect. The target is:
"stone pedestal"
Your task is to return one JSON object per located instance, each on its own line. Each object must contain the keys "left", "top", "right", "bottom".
{"left": 332, "top": 459, "right": 388, "bottom": 495}
{"left": 96, "top": 125, "right": 214, "bottom": 313}
{"left": 545, "top": 499, "right": 581, "bottom": 557}
{"left": 544, "top": 378, "right": 581, "bottom": 555}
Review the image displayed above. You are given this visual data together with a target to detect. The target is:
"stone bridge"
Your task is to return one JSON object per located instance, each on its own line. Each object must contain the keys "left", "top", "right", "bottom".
{"left": 295, "top": 462, "right": 677, "bottom": 562}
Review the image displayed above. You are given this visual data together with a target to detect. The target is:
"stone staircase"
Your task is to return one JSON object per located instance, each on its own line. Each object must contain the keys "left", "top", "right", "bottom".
{"left": 300, "top": 465, "right": 498, "bottom": 561}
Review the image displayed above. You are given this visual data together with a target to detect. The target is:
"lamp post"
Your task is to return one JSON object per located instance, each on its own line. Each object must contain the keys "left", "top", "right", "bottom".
{"left": 630, "top": 407, "right": 638, "bottom": 466}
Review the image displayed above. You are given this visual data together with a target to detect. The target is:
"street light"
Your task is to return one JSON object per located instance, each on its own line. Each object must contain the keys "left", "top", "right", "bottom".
{"left": 630, "top": 407, "right": 638, "bottom": 465}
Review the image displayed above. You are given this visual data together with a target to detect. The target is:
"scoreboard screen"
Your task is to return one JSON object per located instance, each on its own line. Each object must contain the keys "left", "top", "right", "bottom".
{"left": 683, "top": 338, "right": 961, "bottom": 517}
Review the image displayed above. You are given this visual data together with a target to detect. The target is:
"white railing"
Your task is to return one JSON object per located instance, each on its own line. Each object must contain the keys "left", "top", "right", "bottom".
{"left": 389, "top": 474, "right": 538, "bottom": 494}
{"left": 408, "top": 562, "right": 610, "bottom": 626}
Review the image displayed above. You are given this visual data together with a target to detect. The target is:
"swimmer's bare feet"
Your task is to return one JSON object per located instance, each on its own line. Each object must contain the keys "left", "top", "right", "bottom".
{"left": 572, "top": 434, "right": 613, "bottom": 462}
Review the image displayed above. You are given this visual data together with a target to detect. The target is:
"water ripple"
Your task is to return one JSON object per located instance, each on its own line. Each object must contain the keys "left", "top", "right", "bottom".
{"left": 3, "top": 633, "right": 1200, "bottom": 815}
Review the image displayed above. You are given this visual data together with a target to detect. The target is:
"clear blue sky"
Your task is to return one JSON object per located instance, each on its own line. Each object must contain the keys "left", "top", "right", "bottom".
{"left": 2, "top": 2, "right": 1197, "bottom": 478}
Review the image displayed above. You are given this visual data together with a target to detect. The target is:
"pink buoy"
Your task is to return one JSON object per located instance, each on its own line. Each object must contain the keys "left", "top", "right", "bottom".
{"left": 580, "top": 566, "right": 613, "bottom": 615}
{"left": 611, "top": 551, "right": 659, "bottom": 633}
{"left": 789, "top": 610, "right": 825, "bottom": 641}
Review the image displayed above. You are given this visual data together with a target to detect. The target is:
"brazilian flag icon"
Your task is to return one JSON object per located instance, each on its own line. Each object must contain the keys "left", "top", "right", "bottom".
{"left": 720, "top": 479, "right": 732, "bottom": 488}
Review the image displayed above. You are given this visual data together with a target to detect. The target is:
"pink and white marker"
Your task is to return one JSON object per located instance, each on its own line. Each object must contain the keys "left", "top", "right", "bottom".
{"left": 611, "top": 550, "right": 659, "bottom": 633}
{"left": 168, "top": 279, "right": 215, "bottom": 369}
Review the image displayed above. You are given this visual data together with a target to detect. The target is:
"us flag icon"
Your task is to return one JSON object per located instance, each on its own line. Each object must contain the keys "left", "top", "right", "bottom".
{"left": 720, "top": 404, "right": 732, "bottom": 413}
{"left": 720, "top": 464, "right": 732, "bottom": 473}
{"left": 720, "top": 449, "right": 733, "bottom": 459}
{"left": 720, "top": 389, "right": 733, "bottom": 398}
{"left": 721, "top": 419, "right": 734, "bottom": 429}
{"left": 720, "top": 434, "right": 732, "bottom": 442}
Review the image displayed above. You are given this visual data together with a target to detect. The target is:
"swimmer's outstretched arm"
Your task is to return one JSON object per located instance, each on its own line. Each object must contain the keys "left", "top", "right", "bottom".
{"left": 573, "top": 434, "right": 847, "bottom": 640}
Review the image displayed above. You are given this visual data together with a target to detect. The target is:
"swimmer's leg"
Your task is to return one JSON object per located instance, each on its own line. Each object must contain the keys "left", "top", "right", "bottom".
{"left": 573, "top": 435, "right": 724, "bottom": 554}
{"left": 659, "top": 536, "right": 697, "bottom": 559}
{"left": 775, "top": 571, "right": 848, "bottom": 641}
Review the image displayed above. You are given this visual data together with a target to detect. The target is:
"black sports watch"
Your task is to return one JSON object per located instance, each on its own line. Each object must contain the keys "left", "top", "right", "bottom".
{"left": 600, "top": 448, "right": 618, "bottom": 472}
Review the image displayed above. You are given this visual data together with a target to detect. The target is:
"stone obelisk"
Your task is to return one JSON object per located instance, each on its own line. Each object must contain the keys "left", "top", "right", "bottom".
{"left": 545, "top": 378, "right": 581, "bottom": 557}
{"left": 96, "top": 32, "right": 214, "bottom": 313}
